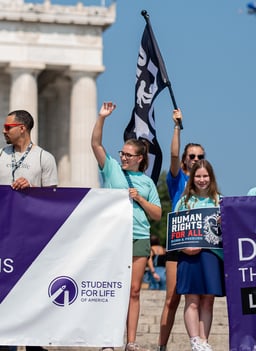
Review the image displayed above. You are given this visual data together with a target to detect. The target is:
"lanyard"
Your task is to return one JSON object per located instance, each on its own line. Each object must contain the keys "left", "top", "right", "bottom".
{"left": 123, "top": 170, "right": 134, "bottom": 188}
{"left": 122, "top": 169, "right": 144, "bottom": 210}
{"left": 11, "top": 142, "right": 33, "bottom": 182}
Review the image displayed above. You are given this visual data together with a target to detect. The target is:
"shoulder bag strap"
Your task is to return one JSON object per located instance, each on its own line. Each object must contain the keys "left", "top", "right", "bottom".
{"left": 122, "top": 169, "right": 134, "bottom": 188}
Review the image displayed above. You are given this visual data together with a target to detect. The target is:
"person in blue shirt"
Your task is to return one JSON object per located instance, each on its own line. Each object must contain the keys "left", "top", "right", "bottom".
{"left": 157, "top": 108, "right": 205, "bottom": 351}
{"left": 91, "top": 101, "right": 162, "bottom": 351}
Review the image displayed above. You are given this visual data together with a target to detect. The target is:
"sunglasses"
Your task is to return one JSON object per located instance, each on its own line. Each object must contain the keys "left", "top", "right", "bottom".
{"left": 4, "top": 123, "right": 23, "bottom": 131}
{"left": 118, "top": 151, "right": 140, "bottom": 159}
{"left": 188, "top": 154, "right": 205, "bottom": 160}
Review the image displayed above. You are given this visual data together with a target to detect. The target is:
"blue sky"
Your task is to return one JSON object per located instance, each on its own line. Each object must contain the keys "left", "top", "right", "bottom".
{"left": 29, "top": 0, "right": 256, "bottom": 196}
{"left": 98, "top": 0, "right": 256, "bottom": 196}
{"left": 99, "top": 0, "right": 256, "bottom": 197}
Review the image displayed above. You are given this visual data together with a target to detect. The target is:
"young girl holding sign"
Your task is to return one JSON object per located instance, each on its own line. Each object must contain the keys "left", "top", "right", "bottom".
{"left": 175, "top": 159, "right": 225, "bottom": 351}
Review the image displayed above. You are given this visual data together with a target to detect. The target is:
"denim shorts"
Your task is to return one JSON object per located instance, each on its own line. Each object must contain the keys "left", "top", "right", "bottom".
{"left": 133, "top": 238, "right": 150, "bottom": 257}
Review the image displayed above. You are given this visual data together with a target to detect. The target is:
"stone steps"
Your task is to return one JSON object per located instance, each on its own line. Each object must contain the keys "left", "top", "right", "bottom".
{"left": 17, "top": 289, "right": 229, "bottom": 351}
{"left": 136, "top": 290, "right": 228, "bottom": 351}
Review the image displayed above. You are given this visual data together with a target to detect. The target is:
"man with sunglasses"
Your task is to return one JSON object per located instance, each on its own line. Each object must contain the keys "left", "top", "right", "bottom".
{"left": 156, "top": 108, "right": 205, "bottom": 351}
{"left": 0, "top": 109, "right": 58, "bottom": 189}
{"left": 0, "top": 109, "right": 58, "bottom": 351}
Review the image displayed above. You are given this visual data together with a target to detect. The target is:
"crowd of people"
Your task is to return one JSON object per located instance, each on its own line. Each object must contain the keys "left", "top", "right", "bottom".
{"left": 1, "top": 102, "right": 254, "bottom": 351}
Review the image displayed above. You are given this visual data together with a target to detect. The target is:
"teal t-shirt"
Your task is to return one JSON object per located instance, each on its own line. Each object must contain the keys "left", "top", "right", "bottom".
{"left": 247, "top": 187, "right": 256, "bottom": 196}
{"left": 174, "top": 195, "right": 218, "bottom": 212}
{"left": 99, "top": 154, "right": 161, "bottom": 239}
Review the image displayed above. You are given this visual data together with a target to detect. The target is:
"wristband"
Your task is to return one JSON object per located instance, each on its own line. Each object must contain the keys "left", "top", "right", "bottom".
{"left": 174, "top": 125, "right": 180, "bottom": 130}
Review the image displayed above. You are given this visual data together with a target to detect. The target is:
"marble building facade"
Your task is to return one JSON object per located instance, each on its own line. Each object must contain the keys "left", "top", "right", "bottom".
{"left": 0, "top": 0, "right": 116, "bottom": 187}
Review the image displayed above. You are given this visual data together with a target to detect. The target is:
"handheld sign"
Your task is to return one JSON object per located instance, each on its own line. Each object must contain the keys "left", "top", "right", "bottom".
{"left": 167, "top": 207, "right": 222, "bottom": 251}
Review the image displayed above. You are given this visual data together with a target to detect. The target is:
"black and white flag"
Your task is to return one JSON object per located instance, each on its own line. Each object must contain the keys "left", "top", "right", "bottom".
{"left": 124, "top": 20, "right": 170, "bottom": 185}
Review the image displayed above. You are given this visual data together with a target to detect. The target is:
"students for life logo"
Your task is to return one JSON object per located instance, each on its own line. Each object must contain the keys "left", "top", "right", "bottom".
{"left": 48, "top": 276, "right": 78, "bottom": 307}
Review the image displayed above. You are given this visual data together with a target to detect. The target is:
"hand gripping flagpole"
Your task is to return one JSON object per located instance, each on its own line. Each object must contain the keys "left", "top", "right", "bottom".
{"left": 141, "top": 10, "right": 183, "bottom": 130}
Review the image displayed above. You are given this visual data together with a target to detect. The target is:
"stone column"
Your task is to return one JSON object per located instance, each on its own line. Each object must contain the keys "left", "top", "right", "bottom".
{"left": 69, "top": 68, "right": 101, "bottom": 188}
{"left": 7, "top": 63, "right": 45, "bottom": 144}
{"left": 39, "top": 75, "right": 71, "bottom": 187}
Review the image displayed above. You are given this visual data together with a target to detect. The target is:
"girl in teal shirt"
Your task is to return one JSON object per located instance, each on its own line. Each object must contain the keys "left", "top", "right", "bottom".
{"left": 91, "top": 102, "right": 162, "bottom": 351}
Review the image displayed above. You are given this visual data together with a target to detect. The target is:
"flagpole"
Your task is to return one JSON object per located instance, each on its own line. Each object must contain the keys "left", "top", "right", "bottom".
{"left": 141, "top": 10, "right": 184, "bottom": 130}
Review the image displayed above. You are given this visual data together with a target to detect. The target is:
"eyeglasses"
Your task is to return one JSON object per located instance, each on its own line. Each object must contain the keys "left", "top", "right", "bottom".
{"left": 118, "top": 151, "right": 140, "bottom": 159}
{"left": 188, "top": 154, "right": 205, "bottom": 160}
{"left": 3, "top": 123, "right": 23, "bottom": 131}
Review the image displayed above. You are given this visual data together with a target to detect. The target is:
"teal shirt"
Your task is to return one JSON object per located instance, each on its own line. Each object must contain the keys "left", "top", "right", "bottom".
{"left": 100, "top": 154, "right": 161, "bottom": 239}
{"left": 174, "top": 195, "right": 218, "bottom": 212}
{"left": 247, "top": 187, "right": 256, "bottom": 196}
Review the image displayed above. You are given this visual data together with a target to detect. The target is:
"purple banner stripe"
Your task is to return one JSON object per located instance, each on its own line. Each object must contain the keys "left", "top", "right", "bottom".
{"left": 0, "top": 186, "right": 90, "bottom": 303}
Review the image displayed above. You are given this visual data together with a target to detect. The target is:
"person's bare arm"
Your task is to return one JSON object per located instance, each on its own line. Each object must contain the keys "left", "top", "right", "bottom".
{"left": 170, "top": 108, "right": 183, "bottom": 177}
{"left": 129, "top": 188, "right": 162, "bottom": 221}
{"left": 91, "top": 102, "right": 116, "bottom": 169}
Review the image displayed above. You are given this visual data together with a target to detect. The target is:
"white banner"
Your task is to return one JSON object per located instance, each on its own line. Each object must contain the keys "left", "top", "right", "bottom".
{"left": 0, "top": 186, "right": 132, "bottom": 347}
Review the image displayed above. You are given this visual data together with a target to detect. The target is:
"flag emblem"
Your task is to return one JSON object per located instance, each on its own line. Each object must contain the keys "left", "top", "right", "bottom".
{"left": 124, "top": 11, "right": 172, "bottom": 184}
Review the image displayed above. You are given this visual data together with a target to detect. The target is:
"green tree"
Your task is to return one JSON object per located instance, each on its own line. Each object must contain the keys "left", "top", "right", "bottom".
{"left": 150, "top": 170, "right": 172, "bottom": 246}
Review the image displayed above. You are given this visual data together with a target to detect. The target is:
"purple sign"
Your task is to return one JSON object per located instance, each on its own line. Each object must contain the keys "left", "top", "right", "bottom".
{"left": 221, "top": 196, "right": 256, "bottom": 351}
